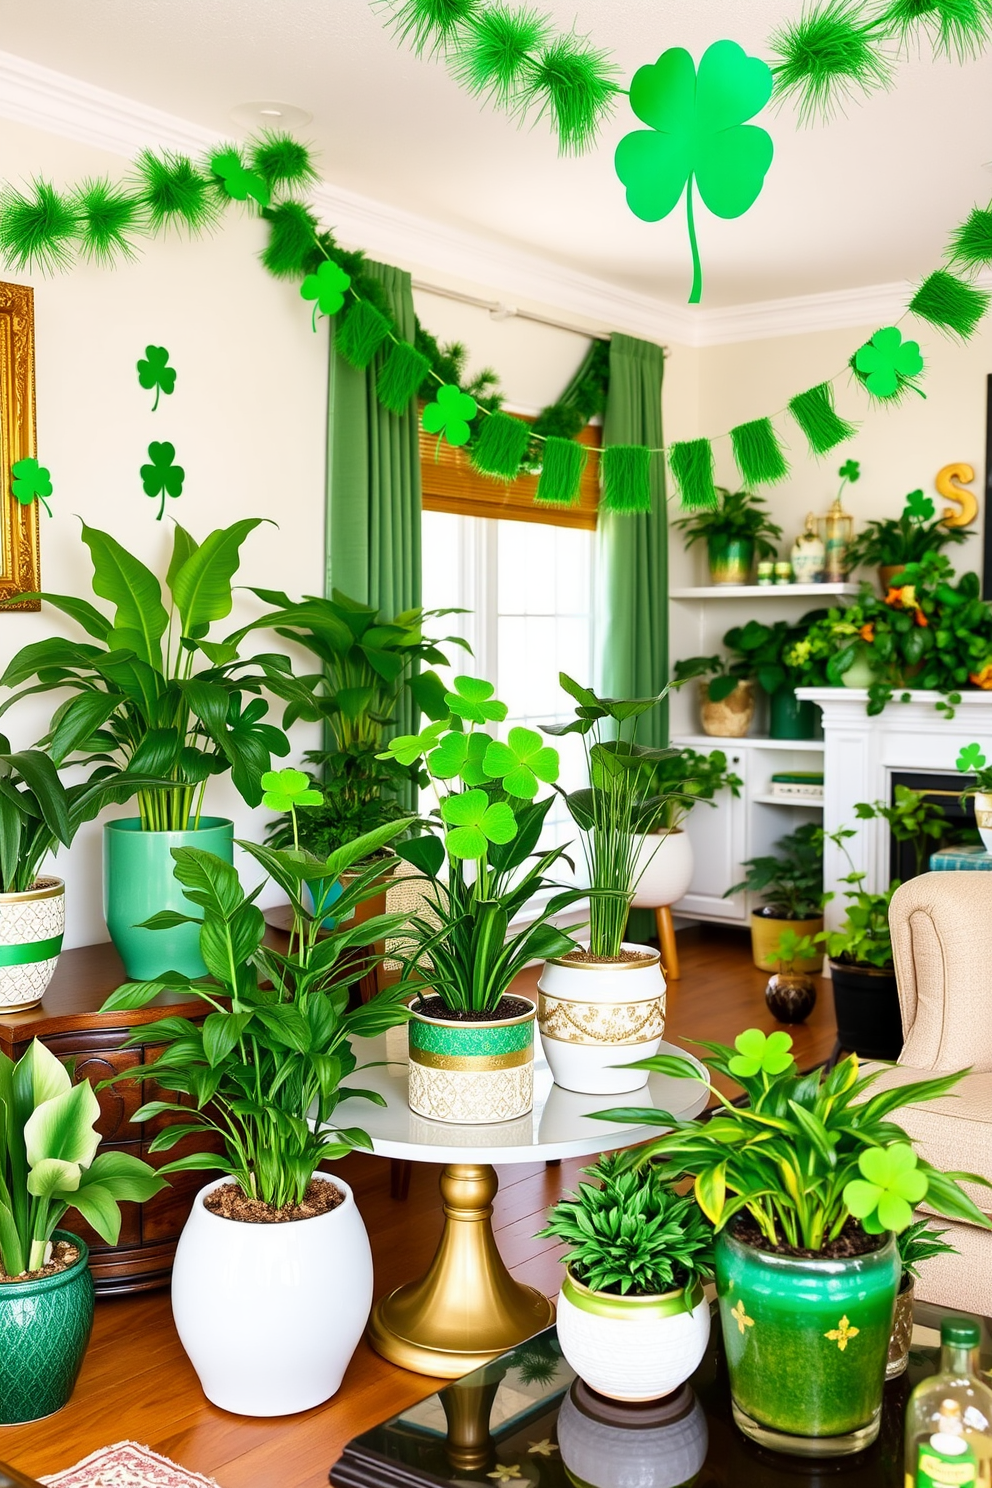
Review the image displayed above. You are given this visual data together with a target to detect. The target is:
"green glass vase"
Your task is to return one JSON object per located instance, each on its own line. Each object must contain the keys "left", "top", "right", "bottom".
{"left": 0, "top": 1230, "right": 94, "bottom": 1424}
{"left": 103, "top": 817, "right": 234, "bottom": 980}
{"left": 715, "top": 1227, "right": 899, "bottom": 1455}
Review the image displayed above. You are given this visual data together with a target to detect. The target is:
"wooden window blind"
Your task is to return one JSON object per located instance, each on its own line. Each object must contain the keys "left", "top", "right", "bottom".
{"left": 420, "top": 418, "right": 600, "bottom": 530}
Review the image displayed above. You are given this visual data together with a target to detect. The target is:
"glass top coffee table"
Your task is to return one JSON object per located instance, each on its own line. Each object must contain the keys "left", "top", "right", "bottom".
{"left": 331, "top": 1300, "right": 989, "bottom": 1488}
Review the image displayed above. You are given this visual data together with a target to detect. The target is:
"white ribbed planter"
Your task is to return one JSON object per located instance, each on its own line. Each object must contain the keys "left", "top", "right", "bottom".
{"left": 555, "top": 1267, "right": 711, "bottom": 1402}
{"left": 537, "top": 944, "right": 666, "bottom": 1096}
{"left": 171, "top": 1173, "right": 372, "bottom": 1416}
{"left": 630, "top": 830, "right": 694, "bottom": 910}
{"left": 0, "top": 877, "right": 64, "bottom": 1011}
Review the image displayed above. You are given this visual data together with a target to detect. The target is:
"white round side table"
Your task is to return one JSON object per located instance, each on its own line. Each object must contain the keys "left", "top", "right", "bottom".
{"left": 333, "top": 1031, "right": 708, "bottom": 1378}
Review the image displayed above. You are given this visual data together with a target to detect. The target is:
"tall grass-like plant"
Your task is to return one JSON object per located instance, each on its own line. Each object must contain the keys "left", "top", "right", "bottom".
{"left": 596, "top": 1029, "right": 992, "bottom": 1252}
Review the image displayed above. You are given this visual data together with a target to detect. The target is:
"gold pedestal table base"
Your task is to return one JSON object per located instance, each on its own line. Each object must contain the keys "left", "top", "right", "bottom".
{"left": 368, "top": 1163, "right": 555, "bottom": 1378}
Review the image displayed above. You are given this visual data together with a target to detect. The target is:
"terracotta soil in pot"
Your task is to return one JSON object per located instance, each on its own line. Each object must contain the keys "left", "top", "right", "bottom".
{"left": 204, "top": 1180, "right": 343, "bottom": 1224}
{"left": 0, "top": 1238, "right": 80, "bottom": 1283}
{"left": 732, "top": 1213, "right": 884, "bottom": 1262}
{"left": 414, "top": 994, "right": 533, "bottom": 1022}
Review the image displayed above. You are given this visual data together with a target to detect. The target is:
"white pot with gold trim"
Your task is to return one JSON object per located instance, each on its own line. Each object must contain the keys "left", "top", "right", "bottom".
{"left": 537, "top": 944, "right": 666, "bottom": 1096}
{"left": 0, "top": 876, "right": 65, "bottom": 1012}
{"left": 407, "top": 998, "right": 536, "bottom": 1124}
{"left": 974, "top": 791, "right": 992, "bottom": 854}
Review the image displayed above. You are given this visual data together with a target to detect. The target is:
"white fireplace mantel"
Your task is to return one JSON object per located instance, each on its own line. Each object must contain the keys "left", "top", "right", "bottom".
{"left": 796, "top": 689, "right": 992, "bottom": 927}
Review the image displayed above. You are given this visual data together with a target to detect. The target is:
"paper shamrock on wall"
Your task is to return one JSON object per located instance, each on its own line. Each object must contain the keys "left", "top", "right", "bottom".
{"left": 210, "top": 149, "right": 270, "bottom": 209}
{"left": 137, "top": 345, "right": 176, "bottom": 411}
{"left": 300, "top": 260, "right": 351, "bottom": 330}
{"left": 905, "top": 488, "right": 935, "bottom": 522}
{"left": 957, "top": 742, "right": 987, "bottom": 773}
{"left": 615, "top": 40, "right": 774, "bottom": 304}
{"left": 10, "top": 457, "right": 53, "bottom": 517}
{"left": 853, "top": 327, "right": 925, "bottom": 400}
{"left": 422, "top": 384, "right": 478, "bottom": 449}
{"left": 140, "top": 440, "right": 185, "bottom": 520}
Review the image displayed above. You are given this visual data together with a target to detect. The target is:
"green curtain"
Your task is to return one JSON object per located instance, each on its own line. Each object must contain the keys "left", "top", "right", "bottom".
{"left": 599, "top": 333, "right": 668, "bottom": 746}
{"left": 325, "top": 260, "right": 422, "bottom": 747}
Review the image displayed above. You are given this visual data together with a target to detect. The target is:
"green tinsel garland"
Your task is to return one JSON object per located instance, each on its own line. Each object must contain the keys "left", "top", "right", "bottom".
{"left": 377, "top": 340, "right": 433, "bottom": 412}
{"left": 788, "top": 382, "right": 858, "bottom": 455}
{"left": 910, "top": 268, "right": 991, "bottom": 339}
{"left": 336, "top": 300, "right": 395, "bottom": 368}
{"left": 601, "top": 444, "right": 652, "bottom": 514}
{"left": 730, "top": 417, "right": 790, "bottom": 485}
{"left": 73, "top": 179, "right": 142, "bottom": 266}
{"left": 471, "top": 409, "right": 533, "bottom": 478}
{"left": 0, "top": 180, "right": 78, "bottom": 273}
{"left": 669, "top": 439, "right": 717, "bottom": 511}
{"left": 536, "top": 436, "right": 587, "bottom": 505}
{"left": 133, "top": 150, "right": 220, "bottom": 235}
{"left": 947, "top": 204, "right": 992, "bottom": 272}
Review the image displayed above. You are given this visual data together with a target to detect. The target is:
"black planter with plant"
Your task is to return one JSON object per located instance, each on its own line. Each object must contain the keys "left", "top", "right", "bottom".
{"left": 673, "top": 487, "right": 783, "bottom": 586}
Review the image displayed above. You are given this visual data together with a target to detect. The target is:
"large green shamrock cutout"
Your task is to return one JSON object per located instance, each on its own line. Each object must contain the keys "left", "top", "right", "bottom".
{"left": 483, "top": 726, "right": 560, "bottom": 800}
{"left": 137, "top": 345, "right": 176, "bottom": 411}
{"left": 440, "top": 789, "right": 517, "bottom": 859}
{"left": 843, "top": 1143, "right": 928, "bottom": 1234}
{"left": 727, "top": 1027, "right": 794, "bottom": 1080}
{"left": 260, "top": 767, "right": 323, "bottom": 813}
{"left": 445, "top": 676, "right": 508, "bottom": 725}
{"left": 854, "top": 327, "right": 924, "bottom": 400}
{"left": 210, "top": 149, "right": 270, "bottom": 209}
{"left": 10, "top": 457, "right": 53, "bottom": 517}
{"left": 300, "top": 260, "right": 351, "bottom": 330}
{"left": 957, "top": 742, "right": 987, "bottom": 773}
{"left": 140, "top": 441, "right": 185, "bottom": 520}
{"left": 379, "top": 719, "right": 449, "bottom": 769}
{"left": 615, "top": 40, "right": 774, "bottom": 304}
{"left": 905, "top": 488, "right": 935, "bottom": 522}
{"left": 429, "top": 730, "right": 490, "bottom": 786}
{"left": 422, "top": 384, "right": 478, "bottom": 449}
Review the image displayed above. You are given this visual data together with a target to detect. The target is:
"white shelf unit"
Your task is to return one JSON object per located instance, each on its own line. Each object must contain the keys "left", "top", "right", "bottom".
{"left": 670, "top": 582, "right": 860, "bottom": 600}
{"left": 670, "top": 734, "right": 825, "bottom": 927}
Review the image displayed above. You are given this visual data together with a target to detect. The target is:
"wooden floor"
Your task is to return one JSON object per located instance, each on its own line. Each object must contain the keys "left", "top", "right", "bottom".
{"left": 1, "top": 925, "right": 838, "bottom": 1486}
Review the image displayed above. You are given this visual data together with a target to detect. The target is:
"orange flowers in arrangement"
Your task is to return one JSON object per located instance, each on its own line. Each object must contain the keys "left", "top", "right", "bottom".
{"left": 884, "top": 584, "right": 928, "bottom": 626}
{"left": 969, "top": 664, "right": 992, "bottom": 690}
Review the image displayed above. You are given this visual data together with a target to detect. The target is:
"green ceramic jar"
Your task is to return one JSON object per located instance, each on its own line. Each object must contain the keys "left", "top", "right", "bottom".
{"left": 104, "top": 817, "right": 234, "bottom": 980}
{"left": 707, "top": 535, "right": 754, "bottom": 586}
{"left": 0, "top": 1230, "right": 94, "bottom": 1424}
{"left": 715, "top": 1227, "right": 899, "bottom": 1455}
{"left": 769, "top": 688, "right": 820, "bottom": 741}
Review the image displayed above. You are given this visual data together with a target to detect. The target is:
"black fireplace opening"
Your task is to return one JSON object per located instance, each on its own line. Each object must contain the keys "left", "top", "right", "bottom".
{"left": 889, "top": 771, "right": 980, "bottom": 883}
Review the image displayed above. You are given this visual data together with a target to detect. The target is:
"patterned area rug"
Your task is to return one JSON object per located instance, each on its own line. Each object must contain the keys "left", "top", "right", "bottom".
{"left": 41, "top": 1442, "right": 220, "bottom": 1488}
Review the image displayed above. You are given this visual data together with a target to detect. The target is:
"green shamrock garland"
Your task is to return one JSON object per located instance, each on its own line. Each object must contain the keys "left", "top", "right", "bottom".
{"left": 300, "top": 260, "right": 352, "bottom": 329}
{"left": 422, "top": 383, "right": 478, "bottom": 448}
{"left": 615, "top": 41, "right": 774, "bottom": 304}
{"left": 853, "top": 326, "right": 925, "bottom": 400}
{"left": 210, "top": 148, "right": 270, "bottom": 208}
{"left": 136, "top": 345, "right": 176, "bottom": 411}
{"left": 10, "top": 457, "right": 53, "bottom": 517}
{"left": 140, "top": 440, "right": 185, "bottom": 520}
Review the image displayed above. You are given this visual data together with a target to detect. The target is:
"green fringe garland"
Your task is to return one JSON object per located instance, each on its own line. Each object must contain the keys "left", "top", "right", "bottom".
{"left": 601, "top": 444, "right": 652, "bottom": 514}
{"left": 471, "top": 410, "right": 532, "bottom": 479}
{"left": 669, "top": 439, "right": 717, "bottom": 511}
{"left": 133, "top": 149, "right": 220, "bottom": 234}
{"left": 882, "top": 0, "right": 992, "bottom": 59}
{"left": 947, "top": 205, "right": 992, "bottom": 272}
{"left": 376, "top": 340, "right": 433, "bottom": 412}
{"left": 768, "top": 0, "right": 892, "bottom": 122}
{"left": 525, "top": 34, "right": 619, "bottom": 154}
{"left": 788, "top": 382, "right": 857, "bottom": 455}
{"left": 536, "top": 436, "right": 587, "bottom": 505}
{"left": 730, "top": 417, "right": 789, "bottom": 485}
{"left": 260, "top": 200, "right": 321, "bottom": 279}
{"left": 336, "top": 299, "right": 394, "bottom": 369}
{"left": 449, "top": 4, "right": 552, "bottom": 104}
{"left": 0, "top": 179, "right": 79, "bottom": 272}
{"left": 909, "top": 268, "right": 991, "bottom": 339}
{"left": 849, "top": 349, "right": 924, "bottom": 404}
{"left": 72, "top": 178, "right": 142, "bottom": 265}
{"left": 249, "top": 132, "right": 319, "bottom": 193}
{"left": 387, "top": 0, "right": 480, "bottom": 55}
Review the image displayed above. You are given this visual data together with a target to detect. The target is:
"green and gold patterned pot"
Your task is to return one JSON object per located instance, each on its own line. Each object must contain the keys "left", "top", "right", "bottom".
{"left": 0, "top": 1230, "right": 94, "bottom": 1424}
{"left": 408, "top": 999, "right": 536, "bottom": 1124}
{"left": 715, "top": 1226, "right": 899, "bottom": 1456}
{"left": 707, "top": 535, "right": 754, "bottom": 585}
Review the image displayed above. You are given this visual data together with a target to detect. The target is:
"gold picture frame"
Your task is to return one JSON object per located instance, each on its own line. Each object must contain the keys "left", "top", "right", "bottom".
{"left": 0, "top": 281, "right": 41, "bottom": 610}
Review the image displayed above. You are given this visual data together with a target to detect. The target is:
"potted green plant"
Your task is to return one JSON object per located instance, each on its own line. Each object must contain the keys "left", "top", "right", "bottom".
{"left": 630, "top": 747, "right": 742, "bottom": 915}
{"left": 887, "top": 1220, "right": 956, "bottom": 1379}
{"left": 535, "top": 674, "right": 682, "bottom": 1095}
{"left": 763, "top": 927, "right": 819, "bottom": 1024}
{"left": 0, "top": 520, "right": 307, "bottom": 980}
{"left": 730, "top": 614, "right": 828, "bottom": 740}
{"left": 674, "top": 487, "right": 783, "bottom": 585}
{"left": 728, "top": 822, "right": 824, "bottom": 973}
{"left": 597, "top": 1027, "right": 992, "bottom": 1455}
{"left": 0, "top": 1038, "right": 164, "bottom": 1423}
{"left": 379, "top": 675, "right": 582, "bottom": 1122}
{"left": 99, "top": 814, "right": 415, "bottom": 1416}
{"left": 672, "top": 652, "right": 756, "bottom": 739}
{"left": 537, "top": 1153, "right": 713, "bottom": 1402}
{"left": 784, "top": 600, "right": 879, "bottom": 692}
{"left": 846, "top": 489, "right": 970, "bottom": 595}
{"left": 956, "top": 742, "right": 992, "bottom": 852}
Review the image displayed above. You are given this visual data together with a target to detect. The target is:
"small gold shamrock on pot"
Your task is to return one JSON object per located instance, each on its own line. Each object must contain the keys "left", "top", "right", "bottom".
{"left": 731, "top": 1299, "right": 754, "bottom": 1334}
{"left": 824, "top": 1316, "right": 859, "bottom": 1352}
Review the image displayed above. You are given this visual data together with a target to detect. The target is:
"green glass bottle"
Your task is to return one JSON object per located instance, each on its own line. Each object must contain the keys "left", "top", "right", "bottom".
{"left": 905, "top": 1317, "right": 992, "bottom": 1487}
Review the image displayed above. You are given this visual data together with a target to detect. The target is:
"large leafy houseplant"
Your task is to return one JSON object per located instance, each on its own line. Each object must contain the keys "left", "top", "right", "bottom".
{"left": 673, "top": 488, "right": 783, "bottom": 563}
{"left": 845, "top": 489, "right": 969, "bottom": 573}
{"left": 730, "top": 821, "right": 823, "bottom": 919}
{"left": 646, "top": 747, "right": 742, "bottom": 831}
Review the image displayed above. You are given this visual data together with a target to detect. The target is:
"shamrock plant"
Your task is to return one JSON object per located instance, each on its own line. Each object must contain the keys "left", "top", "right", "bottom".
{"left": 596, "top": 1028, "right": 992, "bottom": 1252}
{"left": 140, "top": 440, "right": 185, "bottom": 520}
{"left": 10, "top": 457, "right": 53, "bottom": 517}
{"left": 377, "top": 674, "right": 583, "bottom": 1013}
{"left": 136, "top": 345, "right": 176, "bottom": 411}
{"left": 301, "top": 259, "right": 351, "bottom": 328}
{"left": 260, "top": 767, "right": 323, "bottom": 850}
{"left": 422, "top": 384, "right": 478, "bottom": 449}
{"left": 615, "top": 40, "right": 774, "bottom": 303}
{"left": 853, "top": 326, "right": 925, "bottom": 401}
{"left": 957, "top": 741, "right": 992, "bottom": 795}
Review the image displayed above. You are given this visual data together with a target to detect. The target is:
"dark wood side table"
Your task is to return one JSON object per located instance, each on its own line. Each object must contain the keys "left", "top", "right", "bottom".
{"left": 0, "top": 941, "right": 221, "bottom": 1297}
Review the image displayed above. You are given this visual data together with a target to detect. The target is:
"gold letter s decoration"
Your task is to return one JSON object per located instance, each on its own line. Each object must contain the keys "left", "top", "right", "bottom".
{"left": 936, "top": 463, "right": 979, "bottom": 528}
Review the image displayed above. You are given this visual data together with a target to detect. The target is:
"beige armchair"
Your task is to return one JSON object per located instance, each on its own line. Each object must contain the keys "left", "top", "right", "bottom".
{"left": 872, "top": 872, "right": 992, "bottom": 1313}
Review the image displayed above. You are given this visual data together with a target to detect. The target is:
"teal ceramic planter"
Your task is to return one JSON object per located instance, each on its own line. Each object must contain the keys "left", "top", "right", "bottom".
{"left": 104, "top": 817, "right": 234, "bottom": 979}
{"left": 407, "top": 1000, "right": 536, "bottom": 1124}
{"left": 0, "top": 1230, "right": 94, "bottom": 1424}
{"left": 769, "top": 688, "right": 820, "bottom": 741}
{"left": 715, "top": 1227, "right": 899, "bottom": 1455}
{"left": 707, "top": 536, "right": 754, "bottom": 585}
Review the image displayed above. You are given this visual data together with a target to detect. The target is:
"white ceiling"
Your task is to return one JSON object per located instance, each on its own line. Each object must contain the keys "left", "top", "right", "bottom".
{"left": 1, "top": 0, "right": 991, "bottom": 309}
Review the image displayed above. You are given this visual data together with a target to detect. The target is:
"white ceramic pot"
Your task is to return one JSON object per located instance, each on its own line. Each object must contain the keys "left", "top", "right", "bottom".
{"left": 974, "top": 791, "right": 992, "bottom": 854}
{"left": 630, "top": 830, "right": 694, "bottom": 910}
{"left": 171, "top": 1173, "right": 373, "bottom": 1416}
{"left": 0, "top": 877, "right": 64, "bottom": 1012}
{"left": 407, "top": 998, "right": 536, "bottom": 1124}
{"left": 555, "top": 1267, "right": 711, "bottom": 1402}
{"left": 557, "top": 1381, "right": 709, "bottom": 1488}
{"left": 537, "top": 944, "right": 666, "bottom": 1096}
